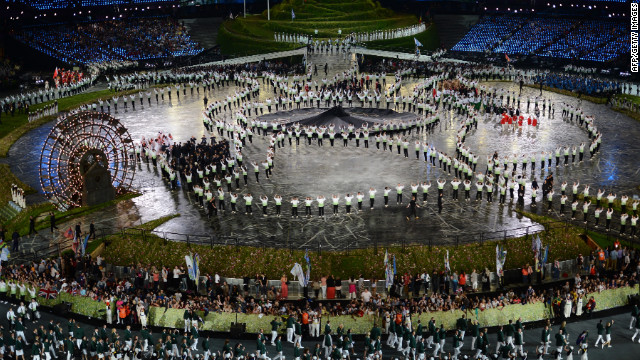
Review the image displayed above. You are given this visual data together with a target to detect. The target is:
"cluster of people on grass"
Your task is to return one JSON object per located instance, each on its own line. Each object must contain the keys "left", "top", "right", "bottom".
{"left": 11, "top": 184, "right": 27, "bottom": 209}
{"left": 1, "top": 76, "right": 94, "bottom": 118}
{"left": 27, "top": 101, "right": 58, "bottom": 122}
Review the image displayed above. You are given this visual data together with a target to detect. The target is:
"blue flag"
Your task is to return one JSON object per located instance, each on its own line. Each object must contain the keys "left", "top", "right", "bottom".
{"left": 541, "top": 245, "right": 549, "bottom": 265}
{"left": 82, "top": 234, "right": 90, "bottom": 256}
{"left": 393, "top": 255, "right": 396, "bottom": 275}
{"left": 414, "top": 37, "right": 423, "bottom": 47}
{"left": 304, "top": 250, "right": 311, "bottom": 285}
{"left": 193, "top": 253, "right": 200, "bottom": 286}
{"left": 291, "top": 9, "right": 295, "bottom": 20}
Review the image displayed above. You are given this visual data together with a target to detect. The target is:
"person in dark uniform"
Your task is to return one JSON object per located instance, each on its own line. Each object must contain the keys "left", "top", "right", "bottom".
{"left": 89, "top": 221, "right": 96, "bottom": 240}
{"left": 12, "top": 230, "right": 20, "bottom": 251}
{"left": 29, "top": 216, "right": 38, "bottom": 236}
{"left": 49, "top": 212, "right": 58, "bottom": 233}
{"left": 75, "top": 223, "right": 82, "bottom": 238}
{"left": 406, "top": 196, "right": 420, "bottom": 221}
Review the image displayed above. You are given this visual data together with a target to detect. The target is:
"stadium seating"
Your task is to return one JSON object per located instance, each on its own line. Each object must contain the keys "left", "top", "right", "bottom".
{"left": 11, "top": 0, "right": 175, "bottom": 10}
{"left": 493, "top": 18, "right": 575, "bottom": 55}
{"left": 580, "top": 27, "right": 630, "bottom": 62}
{"left": 452, "top": 14, "right": 629, "bottom": 62}
{"left": 451, "top": 15, "right": 516, "bottom": 53}
{"left": 13, "top": 17, "right": 202, "bottom": 65}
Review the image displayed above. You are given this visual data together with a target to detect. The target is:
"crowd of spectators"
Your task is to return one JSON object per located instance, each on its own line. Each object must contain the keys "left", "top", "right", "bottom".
{"left": 540, "top": 19, "right": 628, "bottom": 62}
{"left": 452, "top": 15, "right": 629, "bottom": 63}
{"left": 13, "top": 17, "right": 202, "bottom": 66}
{"left": 534, "top": 73, "right": 622, "bottom": 95}
{"left": 451, "top": 15, "right": 516, "bottom": 53}
{"left": 1, "top": 241, "right": 638, "bottom": 330}
{"left": 493, "top": 18, "right": 574, "bottom": 56}
{"left": 11, "top": 0, "right": 176, "bottom": 10}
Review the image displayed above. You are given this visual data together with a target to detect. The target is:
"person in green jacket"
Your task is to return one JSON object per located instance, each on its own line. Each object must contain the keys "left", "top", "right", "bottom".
{"left": 96, "top": 338, "right": 106, "bottom": 359}
{"left": 190, "top": 324, "right": 199, "bottom": 351}
{"left": 555, "top": 329, "right": 567, "bottom": 354}
{"left": 630, "top": 305, "right": 639, "bottom": 330}
{"left": 469, "top": 319, "right": 479, "bottom": 351}
{"left": 294, "top": 319, "right": 302, "bottom": 345}
{"left": 183, "top": 309, "right": 192, "bottom": 333}
{"left": 273, "top": 335, "right": 283, "bottom": 360}
{"left": 334, "top": 335, "right": 342, "bottom": 354}
{"left": 496, "top": 325, "right": 506, "bottom": 354}
{"left": 156, "top": 339, "right": 166, "bottom": 360}
{"left": 540, "top": 324, "right": 551, "bottom": 354}
{"left": 395, "top": 323, "right": 404, "bottom": 352}
{"left": 426, "top": 318, "right": 436, "bottom": 349}
{"left": 481, "top": 329, "right": 490, "bottom": 357}
{"left": 370, "top": 322, "right": 381, "bottom": 347}
{"left": 631, "top": 313, "right": 640, "bottom": 342}
{"left": 14, "top": 334, "right": 26, "bottom": 360}
{"left": 312, "top": 343, "right": 322, "bottom": 358}
{"left": 74, "top": 324, "right": 84, "bottom": 348}
{"left": 6, "top": 332, "right": 16, "bottom": 358}
{"left": 430, "top": 325, "right": 440, "bottom": 357}
{"left": 67, "top": 319, "right": 75, "bottom": 338}
{"left": 88, "top": 336, "right": 97, "bottom": 359}
{"left": 595, "top": 320, "right": 605, "bottom": 347}
{"left": 323, "top": 333, "right": 332, "bottom": 359}
{"left": 234, "top": 342, "right": 246, "bottom": 358}
{"left": 407, "top": 330, "right": 417, "bottom": 359}
{"left": 452, "top": 330, "right": 463, "bottom": 359}
{"left": 15, "top": 318, "right": 28, "bottom": 345}
{"left": 124, "top": 325, "right": 133, "bottom": 350}
{"left": 363, "top": 332, "right": 371, "bottom": 358}
{"left": 341, "top": 334, "right": 350, "bottom": 358}
{"left": 302, "top": 348, "right": 311, "bottom": 360}
{"left": 505, "top": 319, "right": 516, "bottom": 346}
{"left": 80, "top": 336, "right": 89, "bottom": 358}
{"left": 456, "top": 314, "right": 468, "bottom": 340}
{"left": 221, "top": 339, "right": 232, "bottom": 357}
{"left": 416, "top": 337, "right": 425, "bottom": 359}
{"left": 515, "top": 317, "right": 525, "bottom": 339}
{"left": 498, "top": 342, "right": 514, "bottom": 359}
{"left": 270, "top": 317, "right": 282, "bottom": 346}
{"left": 474, "top": 331, "right": 484, "bottom": 359}
{"left": 514, "top": 328, "right": 525, "bottom": 357}
{"left": 201, "top": 336, "right": 211, "bottom": 360}
{"left": 31, "top": 339, "right": 42, "bottom": 360}
{"left": 293, "top": 341, "right": 302, "bottom": 360}
{"left": 603, "top": 320, "right": 614, "bottom": 348}
{"left": 180, "top": 338, "right": 190, "bottom": 358}
{"left": 386, "top": 320, "right": 395, "bottom": 347}
{"left": 346, "top": 329, "right": 355, "bottom": 357}
{"left": 415, "top": 320, "right": 423, "bottom": 342}
{"left": 286, "top": 316, "right": 296, "bottom": 343}
{"left": 437, "top": 325, "right": 446, "bottom": 357}
{"left": 330, "top": 344, "right": 341, "bottom": 360}
{"left": 64, "top": 335, "right": 74, "bottom": 360}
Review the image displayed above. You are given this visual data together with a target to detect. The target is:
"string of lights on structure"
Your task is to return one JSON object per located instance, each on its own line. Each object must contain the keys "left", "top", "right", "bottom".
{"left": 39, "top": 111, "right": 136, "bottom": 209}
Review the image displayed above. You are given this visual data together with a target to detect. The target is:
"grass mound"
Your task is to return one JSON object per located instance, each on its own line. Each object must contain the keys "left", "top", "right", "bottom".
{"left": 217, "top": 0, "right": 431, "bottom": 56}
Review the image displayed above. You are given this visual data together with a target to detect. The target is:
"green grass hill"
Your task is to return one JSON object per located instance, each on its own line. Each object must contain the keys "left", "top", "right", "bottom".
{"left": 217, "top": 0, "right": 438, "bottom": 56}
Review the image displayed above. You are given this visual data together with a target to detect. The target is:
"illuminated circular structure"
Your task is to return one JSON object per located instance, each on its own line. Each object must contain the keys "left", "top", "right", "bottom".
{"left": 39, "top": 111, "right": 135, "bottom": 209}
